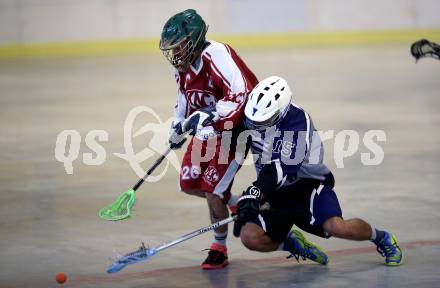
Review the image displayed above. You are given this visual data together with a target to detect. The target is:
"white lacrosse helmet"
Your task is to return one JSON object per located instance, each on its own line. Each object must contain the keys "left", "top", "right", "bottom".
{"left": 244, "top": 76, "right": 292, "bottom": 130}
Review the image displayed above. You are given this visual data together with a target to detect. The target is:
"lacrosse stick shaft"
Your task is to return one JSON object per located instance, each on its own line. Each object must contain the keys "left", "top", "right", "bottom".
{"left": 152, "top": 206, "right": 274, "bottom": 253}
{"left": 132, "top": 147, "right": 173, "bottom": 191}
{"left": 155, "top": 216, "right": 236, "bottom": 253}
{"left": 132, "top": 136, "right": 187, "bottom": 191}
{"left": 153, "top": 204, "right": 273, "bottom": 253}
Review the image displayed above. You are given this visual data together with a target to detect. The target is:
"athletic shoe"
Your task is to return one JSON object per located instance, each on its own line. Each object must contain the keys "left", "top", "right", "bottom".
{"left": 284, "top": 229, "right": 328, "bottom": 265}
{"left": 376, "top": 232, "right": 403, "bottom": 266}
{"left": 201, "top": 243, "right": 229, "bottom": 269}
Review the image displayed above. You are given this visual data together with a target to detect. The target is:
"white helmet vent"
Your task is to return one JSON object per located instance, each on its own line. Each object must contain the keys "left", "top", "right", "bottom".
{"left": 266, "top": 101, "right": 272, "bottom": 108}
{"left": 244, "top": 76, "right": 292, "bottom": 130}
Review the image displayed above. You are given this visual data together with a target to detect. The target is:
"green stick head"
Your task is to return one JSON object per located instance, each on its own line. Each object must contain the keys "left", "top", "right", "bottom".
{"left": 99, "top": 189, "right": 136, "bottom": 221}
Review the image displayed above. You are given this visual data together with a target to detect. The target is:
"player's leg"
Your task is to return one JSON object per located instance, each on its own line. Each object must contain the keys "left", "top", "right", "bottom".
{"left": 271, "top": 179, "right": 331, "bottom": 265}
{"left": 202, "top": 192, "right": 230, "bottom": 269}
{"left": 311, "top": 185, "right": 403, "bottom": 266}
{"left": 237, "top": 200, "right": 328, "bottom": 265}
{"left": 322, "top": 216, "right": 372, "bottom": 240}
{"left": 240, "top": 222, "right": 279, "bottom": 252}
{"left": 322, "top": 216, "right": 403, "bottom": 266}
{"left": 199, "top": 141, "right": 240, "bottom": 269}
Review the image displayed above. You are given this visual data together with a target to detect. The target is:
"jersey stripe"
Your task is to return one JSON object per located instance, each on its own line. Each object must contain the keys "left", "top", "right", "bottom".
{"left": 205, "top": 52, "right": 232, "bottom": 88}
{"left": 309, "top": 187, "right": 317, "bottom": 225}
{"left": 258, "top": 214, "right": 267, "bottom": 232}
{"left": 304, "top": 111, "right": 311, "bottom": 153}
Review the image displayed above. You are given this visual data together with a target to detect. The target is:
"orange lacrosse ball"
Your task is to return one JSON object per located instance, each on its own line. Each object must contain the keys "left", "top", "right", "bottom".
{"left": 55, "top": 273, "right": 67, "bottom": 284}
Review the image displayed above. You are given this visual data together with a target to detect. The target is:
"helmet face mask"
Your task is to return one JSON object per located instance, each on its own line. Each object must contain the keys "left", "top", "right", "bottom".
{"left": 244, "top": 110, "right": 282, "bottom": 130}
{"left": 160, "top": 9, "right": 208, "bottom": 72}
{"left": 161, "top": 38, "right": 195, "bottom": 72}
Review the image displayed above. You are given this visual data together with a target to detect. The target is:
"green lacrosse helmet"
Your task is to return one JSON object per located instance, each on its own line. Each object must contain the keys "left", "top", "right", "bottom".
{"left": 159, "top": 9, "right": 208, "bottom": 72}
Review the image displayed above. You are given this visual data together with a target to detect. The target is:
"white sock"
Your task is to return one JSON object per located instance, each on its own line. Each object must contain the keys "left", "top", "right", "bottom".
{"left": 370, "top": 226, "right": 377, "bottom": 241}
{"left": 227, "top": 194, "right": 239, "bottom": 207}
{"left": 213, "top": 231, "right": 227, "bottom": 246}
{"left": 277, "top": 242, "right": 285, "bottom": 251}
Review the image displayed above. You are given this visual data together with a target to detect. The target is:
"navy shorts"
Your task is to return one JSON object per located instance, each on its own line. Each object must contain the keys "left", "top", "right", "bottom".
{"left": 251, "top": 177, "right": 343, "bottom": 243}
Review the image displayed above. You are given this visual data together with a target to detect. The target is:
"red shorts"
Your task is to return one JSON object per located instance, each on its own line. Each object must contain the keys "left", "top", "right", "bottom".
{"left": 180, "top": 136, "right": 240, "bottom": 203}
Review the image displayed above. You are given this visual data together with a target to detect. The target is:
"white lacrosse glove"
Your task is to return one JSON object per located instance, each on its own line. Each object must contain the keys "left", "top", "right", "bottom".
{"left": 183, "top": 108, "right": 219, "bottom": 136}
{"left": 168, "top": 121, "right": 186, "bottom": 149}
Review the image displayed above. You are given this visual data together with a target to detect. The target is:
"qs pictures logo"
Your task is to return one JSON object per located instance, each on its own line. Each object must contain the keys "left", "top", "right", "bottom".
{"left": 54, "top": 106, "right": 181, "bottom": 182}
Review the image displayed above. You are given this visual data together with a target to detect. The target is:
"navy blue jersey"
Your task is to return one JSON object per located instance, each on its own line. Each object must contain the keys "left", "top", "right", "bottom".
{"left": 249, "top": 103, "right": 331, "bottom": 190}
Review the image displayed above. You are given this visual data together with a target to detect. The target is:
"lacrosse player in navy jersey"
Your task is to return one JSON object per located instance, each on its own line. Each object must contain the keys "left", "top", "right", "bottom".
{"left": 233, "top": 76, "right": 403, "bottom": 266}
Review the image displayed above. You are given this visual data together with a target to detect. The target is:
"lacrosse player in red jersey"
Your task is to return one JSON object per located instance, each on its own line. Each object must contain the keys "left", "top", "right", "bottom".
{"left": 159, "top": 9, "right": 258, "bottom": 269}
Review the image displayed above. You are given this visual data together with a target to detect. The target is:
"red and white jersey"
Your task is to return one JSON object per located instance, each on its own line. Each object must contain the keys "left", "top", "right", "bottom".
{"left": 173, "top": 40, "right": 258, "bottom": 133}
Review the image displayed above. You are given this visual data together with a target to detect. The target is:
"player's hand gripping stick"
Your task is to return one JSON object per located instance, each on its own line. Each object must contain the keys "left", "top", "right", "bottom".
{"left": 233, "top": 185, "right": 262, "bottom": 237}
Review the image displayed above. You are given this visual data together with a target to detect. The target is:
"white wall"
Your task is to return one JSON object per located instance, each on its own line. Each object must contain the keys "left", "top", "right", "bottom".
{"left": 1, "top": 0, "right": 439, "bottom": 45}
{"left": 309, "top": 0, "right": 440, "bottom": 31}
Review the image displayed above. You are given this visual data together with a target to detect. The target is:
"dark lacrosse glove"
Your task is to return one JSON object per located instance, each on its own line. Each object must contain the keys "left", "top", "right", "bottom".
{"left": 233, "top": 185, "right": 261, "bottom": 237}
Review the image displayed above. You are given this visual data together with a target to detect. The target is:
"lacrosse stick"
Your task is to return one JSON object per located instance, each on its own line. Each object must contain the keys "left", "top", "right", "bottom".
{"left": 98, "top": 139, "right": 186, "bottom": 221}
{"left": 107, "top": 215, "right": 236, "bottom": 273}
{"left": 411, "top": 39, "right": 440, "bottom": 61}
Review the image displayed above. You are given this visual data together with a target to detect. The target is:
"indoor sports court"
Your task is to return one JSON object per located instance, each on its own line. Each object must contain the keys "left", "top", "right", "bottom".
{"left": 0, "top": 1, "right": 439, "bottom": 287}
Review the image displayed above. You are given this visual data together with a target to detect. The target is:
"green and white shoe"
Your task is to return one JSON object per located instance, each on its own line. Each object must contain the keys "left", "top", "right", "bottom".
{"left": 284, "top": 229, "right": 328, "bottom": 265}
{"left": 376, "top": 232, "right": 403, "bottom": 266}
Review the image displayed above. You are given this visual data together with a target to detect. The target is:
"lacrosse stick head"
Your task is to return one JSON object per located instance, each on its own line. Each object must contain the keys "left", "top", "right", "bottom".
{"left": 411, "top": 39, "right": 440, "bottom": 61}
{"left": 107, "top": 243, "right": 157, "bottom": 274}
{"left": 98, "top": 189, "right": 135, "bottom": 221}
